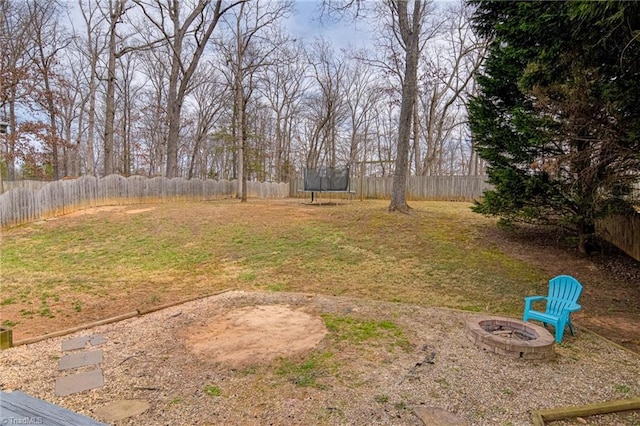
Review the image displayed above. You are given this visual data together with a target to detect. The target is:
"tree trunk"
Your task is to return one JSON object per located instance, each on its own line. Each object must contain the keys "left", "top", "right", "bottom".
{"left": 576, "top": 219, "right": 596, "bottom": 255}
{"left": 389, "top": 0, "right": 422, "bottom": 213}
{"left": 274, "top": 109, "right": 283, "bottom": 182}
{"left": 7, "top": 98, "right": 17, "bottom": 180}
{"left": 165, "top": 23, "right": 183, "bottom": 179}
{"left": 104, "top": 0, "right": 123, "bottom": 176}
{"left": 44, "top": 79, "right": 59, "bottom": 180}
{"left": 235, "top": 61, "right": 246, "bottom": 202}
{"left": 412, "top": 97, "right": 422, "bottom": 175}
{"left": 122, "top": 77, "right": 131, "bottom": 176}
{"left": 188, "top": 134, "right": 202, "bottom": 179}
{"left": 165, "top": 104, "right": 181, "bottom": 178}
{"left": 86, "top": 62, "right": 97, "bottom": 176}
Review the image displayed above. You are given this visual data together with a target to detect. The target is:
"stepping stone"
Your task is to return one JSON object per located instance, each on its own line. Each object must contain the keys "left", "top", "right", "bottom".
{"left": 58, "top": 350, "right": 103, "bottom": 371}
{"left": 61, "top": 335, "right": 107, "bottom": 351}
{"left": 90, "top": 335, "right": 107, "bottom": 346}
{"left": 414, "top": 406, "right": 468, "bottom": 426}
{"left": 55, "top": 369, "right": 104, "bottom": 397}
{"left": 61, "top": 336, "right": 91, "bottom": 352}
{"left": 94, "top": 399, "right": 150, "bottom": 422}
{"left": 1, "top": 390, "right": 106, "bottom": 425}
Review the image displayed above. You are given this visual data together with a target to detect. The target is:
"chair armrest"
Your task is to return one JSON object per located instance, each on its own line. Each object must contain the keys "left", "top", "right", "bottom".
{"left": 562, "top": 302, "right": 582, "bottom": 313}
{"left": 524, "top": 296, "right": 546, "bottom": 311}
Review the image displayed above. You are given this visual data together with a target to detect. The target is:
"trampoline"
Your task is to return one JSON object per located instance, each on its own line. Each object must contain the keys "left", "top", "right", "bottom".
{"left": 300, "top": 167, "right": 354, "bottom": 204}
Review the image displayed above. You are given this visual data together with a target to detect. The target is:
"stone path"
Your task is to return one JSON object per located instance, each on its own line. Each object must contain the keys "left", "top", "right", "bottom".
{"left": 414, "top": 406, "right": 468, "bottom": 426}
{"left": 54, "top": 333, "right": 150, "bottom": 422}
{"left": 94, "top": 400, "right": 151, "bottom": 423}
{"left": 55, "top": 334, "right": 105, "bottom": 397}
{"left": 58, "top": 350, "right": 104, "bottom": 371}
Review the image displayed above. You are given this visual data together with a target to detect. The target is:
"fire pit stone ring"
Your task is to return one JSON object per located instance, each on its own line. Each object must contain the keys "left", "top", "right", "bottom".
{"left": 466, "top": 316, "right": 555, "bottom": 360}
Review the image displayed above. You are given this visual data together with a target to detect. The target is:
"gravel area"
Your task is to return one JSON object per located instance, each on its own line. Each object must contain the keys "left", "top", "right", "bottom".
{"left": 1, "top": 290, "right": 639, "bottom": 425}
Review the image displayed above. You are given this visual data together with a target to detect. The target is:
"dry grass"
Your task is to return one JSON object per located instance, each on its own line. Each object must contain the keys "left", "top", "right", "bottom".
{"left": 0, "top": 198, "right": 637, "bottom": 351}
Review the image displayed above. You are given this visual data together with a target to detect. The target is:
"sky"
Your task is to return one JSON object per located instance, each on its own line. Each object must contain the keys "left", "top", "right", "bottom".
{"left": 286, "top": 0, "right": 374, "bottom": 49}
{"left": 286, "top": 0, "right": 461, "bottom": 50}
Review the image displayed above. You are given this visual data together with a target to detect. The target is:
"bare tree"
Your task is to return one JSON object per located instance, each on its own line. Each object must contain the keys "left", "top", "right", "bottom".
{"left": 57, "top": 51, "right": 84, "bottom": 176}
{"left": 27, "top": 0, "right": 73, "bottom": 180}
{"left": 386, "top": 0, "right": 428, "bottom": 212}
{"left": 257, "top": 36, "right": 307, "bottom": 182}
{"left": 100, "top": 0, "right": 123, "bottom": 175}
{"left": 0, "top": 0, "right": 35, "bottom": 180}
{"left": 134, "top": 0, "right": 248, "bottom": 178}
{"left": 304, "top": 38, "right": 347, "bottom": 171}
{"left": 217, "top": 0, "right": 293, "bottom": 201}
{"left": 185, "top": 63, "right": 227, "bottom": 179}
{"left": 115, "top": 51, "right": 145, "bottom": 175}
{"left": 342, "top": 52, "right": 381, "bottom": 175}
{"left": 322, "top": 0, "right": 430, "bottom": 212}
{"left": 417, "top": 1, "right": 486, "bottom": 176}
{"left": 136, "top": 44, "right": 171, "bottom": 176}
{"left": 205, "top": 118, "right": 236, "bottom": 180}
{"left": 372, "top": 98, "right": 398, "bottom": 177}
{"left": 74, "top": 0, "right": 109, "bottom": 176}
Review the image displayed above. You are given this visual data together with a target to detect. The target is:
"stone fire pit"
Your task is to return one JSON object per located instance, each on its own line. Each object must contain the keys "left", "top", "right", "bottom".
{"left": 466, "top": 316, "right": 555, "bottom": 360}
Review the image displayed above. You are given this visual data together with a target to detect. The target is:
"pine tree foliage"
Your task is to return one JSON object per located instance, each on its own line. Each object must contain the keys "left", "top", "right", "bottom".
{"left": 468, "top": 0, "right": 640, "bottom": 253}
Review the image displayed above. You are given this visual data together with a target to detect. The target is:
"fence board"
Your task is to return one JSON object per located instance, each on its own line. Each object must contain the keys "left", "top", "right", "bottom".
{"left": 596, "top": 213, "right": 640, "bottom": 261}
{"left": 128, "top": 175, "right": 147, "bottom": 203}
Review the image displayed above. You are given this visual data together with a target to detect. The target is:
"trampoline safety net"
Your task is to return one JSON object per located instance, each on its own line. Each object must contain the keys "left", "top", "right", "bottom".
{"left": 303, "top": 167, "right": 350, "bottom": 192}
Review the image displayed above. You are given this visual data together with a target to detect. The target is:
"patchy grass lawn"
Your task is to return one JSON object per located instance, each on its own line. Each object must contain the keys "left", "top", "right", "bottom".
{"left": 1, "top": 198, "right": 638, "bottom": 353}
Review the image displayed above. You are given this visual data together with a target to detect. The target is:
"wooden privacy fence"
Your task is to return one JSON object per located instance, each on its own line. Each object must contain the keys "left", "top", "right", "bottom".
{"left": 596, "top": 212, "right": 640, "bottom": 261}
{"left": 0, "top": 175, "right": 288, "bottom": 229}
{"left": 290, "top": 175, "right": 492, "bottom": 201}
{"left": 2, "top": 180, "right": 50, "bottom": 192}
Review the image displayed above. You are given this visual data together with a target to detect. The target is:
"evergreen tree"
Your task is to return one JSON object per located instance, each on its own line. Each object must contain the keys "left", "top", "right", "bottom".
{"left": 468, "top": 1, "right": 640, "bottom": 253}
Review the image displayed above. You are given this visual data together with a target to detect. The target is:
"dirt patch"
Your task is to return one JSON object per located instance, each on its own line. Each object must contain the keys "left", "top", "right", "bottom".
{"left": 124, "top": 208, "right": 155, "bottom": 215}
{"left": 63, "top": 206, "right": 126, "bottom": 217}
{"left": 183, "top": 304, "right": 327, "bottom": 367}
{"left": 63, "top": 206, "right": 156, "bottom": 218}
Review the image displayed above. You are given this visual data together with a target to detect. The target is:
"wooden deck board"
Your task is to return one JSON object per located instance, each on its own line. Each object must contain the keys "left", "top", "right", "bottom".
{"left": 0, "top": 390, "right": 106, "bottom": 425}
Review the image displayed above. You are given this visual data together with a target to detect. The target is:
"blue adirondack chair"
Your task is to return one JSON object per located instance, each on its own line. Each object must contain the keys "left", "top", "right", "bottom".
{"left": 523, "top": 275, "right": 583, "bottom": 343}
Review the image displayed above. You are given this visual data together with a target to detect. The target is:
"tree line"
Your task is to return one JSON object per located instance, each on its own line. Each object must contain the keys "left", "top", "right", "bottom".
{"left": 0, "top": 0, "right": 486, "bottom": 204}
